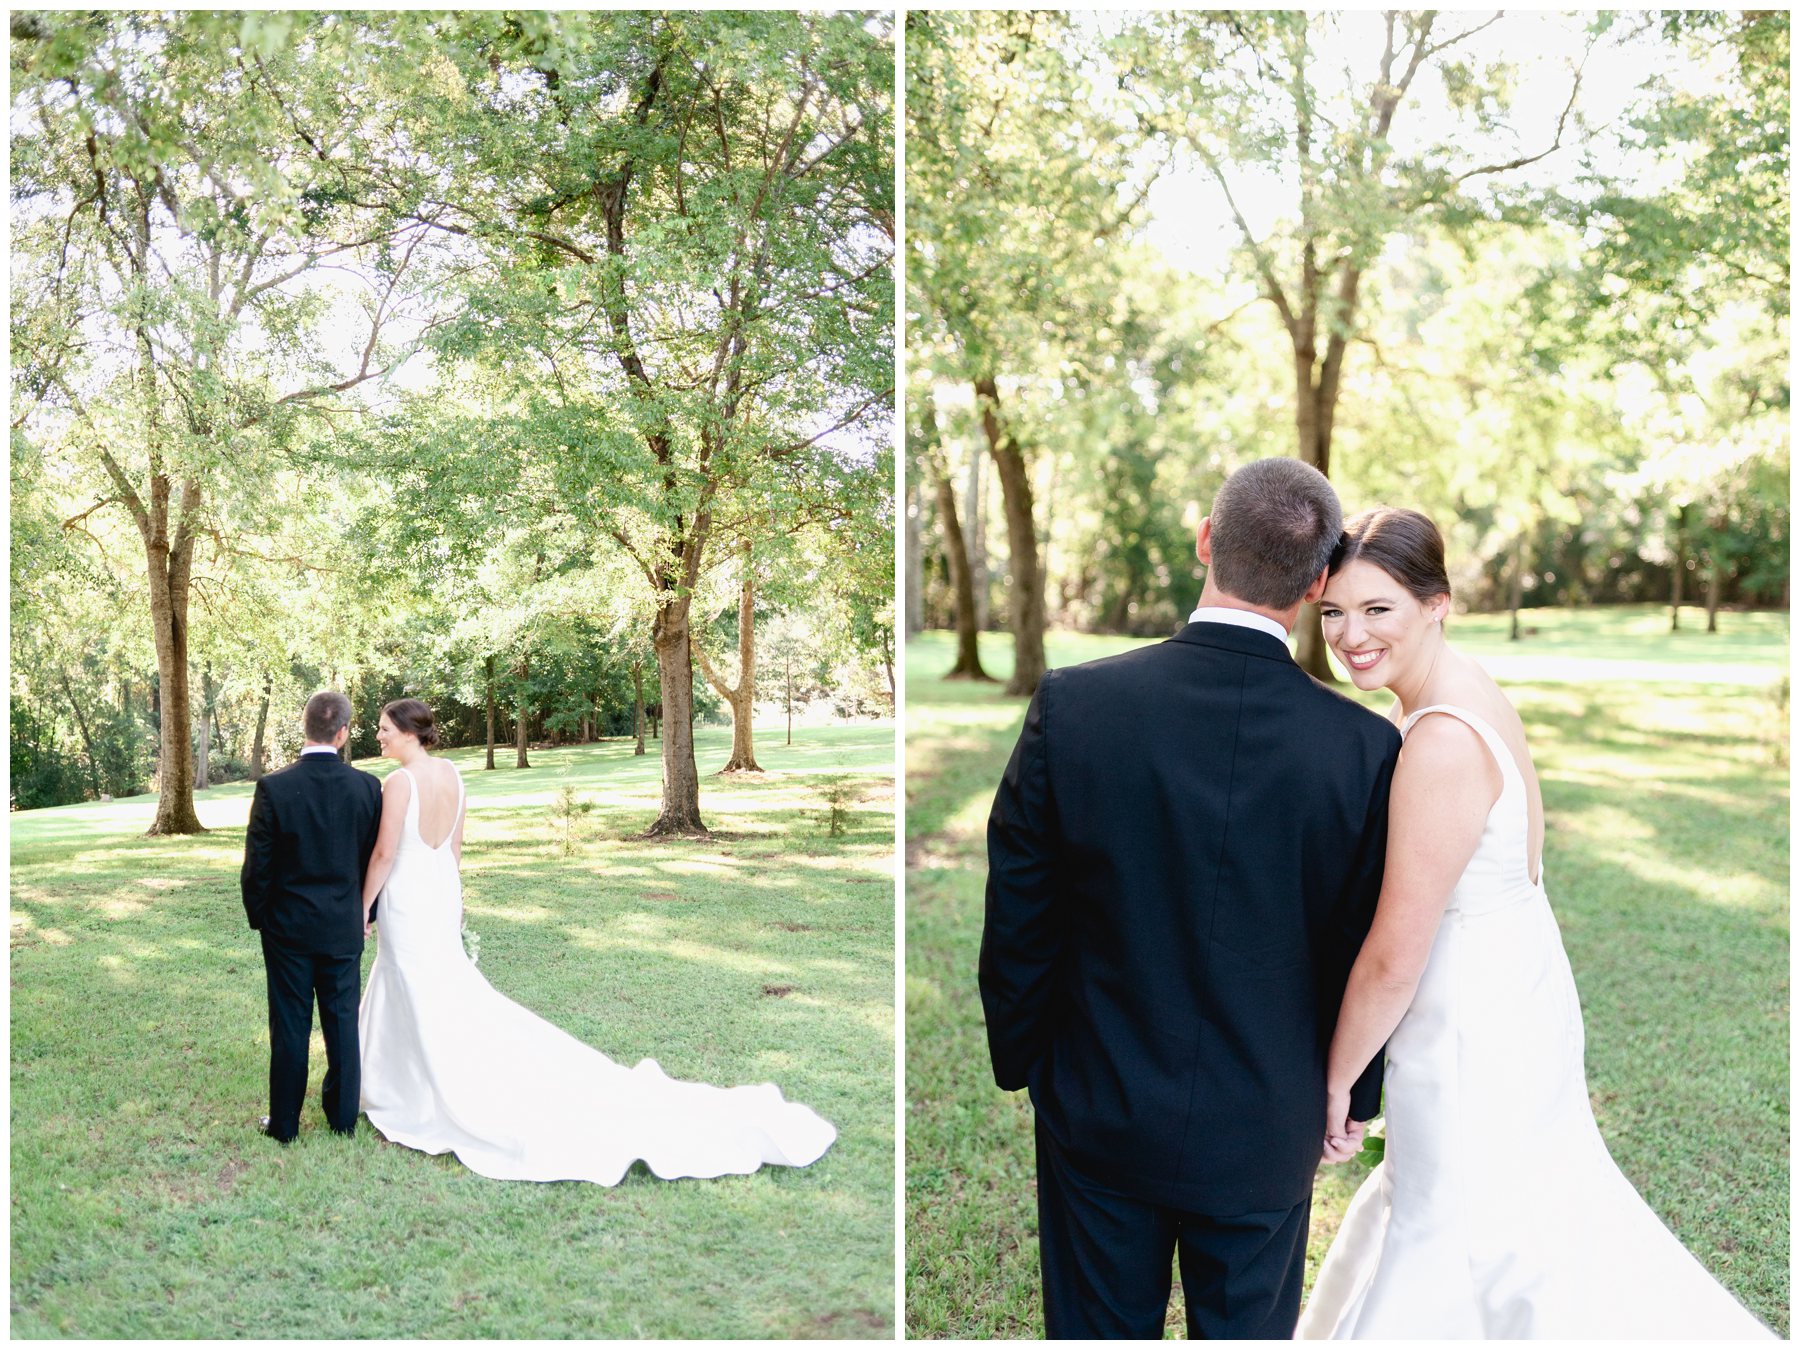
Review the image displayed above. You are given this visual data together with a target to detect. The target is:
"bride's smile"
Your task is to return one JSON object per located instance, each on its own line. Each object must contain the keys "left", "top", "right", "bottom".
{"left": 1320, "top": 558, "right": 1450, "bottom": 702}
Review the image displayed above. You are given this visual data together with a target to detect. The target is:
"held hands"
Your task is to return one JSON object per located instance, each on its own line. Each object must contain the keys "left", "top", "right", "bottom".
{"left": 1322, "top": 1085, "right": 1367, "bottom": 1164}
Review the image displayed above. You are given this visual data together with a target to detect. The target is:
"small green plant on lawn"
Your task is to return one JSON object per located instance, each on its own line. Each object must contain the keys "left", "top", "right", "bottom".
{"left": 821, "top": 777, "right": 858, "bottom": 836}
{"left": 547, "top": 783, "right": 594, "bottom": 857}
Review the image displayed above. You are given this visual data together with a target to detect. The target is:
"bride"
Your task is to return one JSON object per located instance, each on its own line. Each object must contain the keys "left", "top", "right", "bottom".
{"left": 355, "top": 698, "right": 836, "bottom": 1183}
{"left": 1296, "top": 509, "right": 1772, "bottom": 1340}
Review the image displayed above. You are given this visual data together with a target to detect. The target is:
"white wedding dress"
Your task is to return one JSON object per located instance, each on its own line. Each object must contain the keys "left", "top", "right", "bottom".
{"left": 1297, "top": 705, "right": 1772, "bottom": 1340}
{"left": 357, "top": 764, "right": 837, "bottom": 1183}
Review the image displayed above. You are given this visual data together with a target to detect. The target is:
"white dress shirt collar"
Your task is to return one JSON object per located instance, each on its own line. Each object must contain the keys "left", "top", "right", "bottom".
{"left": 299, "top": 745, "right": 341, "bottom": 757}
{"left": 1187, "top": 604, "right": 1292, "bottom": 648}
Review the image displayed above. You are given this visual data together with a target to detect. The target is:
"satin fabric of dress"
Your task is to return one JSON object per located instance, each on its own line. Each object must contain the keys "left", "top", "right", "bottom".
{"left": 358, "top": 765, "right": 837, "bottom": 1183}
{"left": 1297, "top": 705, "right": 1772, "bottom": 1340}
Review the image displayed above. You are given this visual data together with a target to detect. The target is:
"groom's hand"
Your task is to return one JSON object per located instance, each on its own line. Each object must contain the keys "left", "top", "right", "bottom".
{"left": 1321, "top": 1085, "right": 1366, "bottom": 1163}
{"left": 1321, "top": 1118, "right": 1366, "bottom": 1164}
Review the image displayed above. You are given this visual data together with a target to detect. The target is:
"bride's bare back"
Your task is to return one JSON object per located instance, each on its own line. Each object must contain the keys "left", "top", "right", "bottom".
{"left": 387, "top": 757, "right": 464, "bottom": 854}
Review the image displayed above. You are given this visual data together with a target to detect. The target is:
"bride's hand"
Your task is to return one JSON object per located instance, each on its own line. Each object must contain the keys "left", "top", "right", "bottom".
{"left": 1321, "top": 1086, "right": 1363, "bottom": 1163}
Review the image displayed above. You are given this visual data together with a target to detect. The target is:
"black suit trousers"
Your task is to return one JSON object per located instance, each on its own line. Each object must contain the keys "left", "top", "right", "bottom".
{"left": 1036, "top": 1118, "right": 1310, "bottom": 1340}
{"left": 262, "top": 934, "right": 361, "bottom": 1139}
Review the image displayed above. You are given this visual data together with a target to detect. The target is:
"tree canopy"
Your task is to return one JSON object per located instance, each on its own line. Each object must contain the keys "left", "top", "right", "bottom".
{"left": 908, "top": 10, "right": 1787, "bottom": 666}
{"left": 12, "top": 10, "right": 895, "bottom": 820}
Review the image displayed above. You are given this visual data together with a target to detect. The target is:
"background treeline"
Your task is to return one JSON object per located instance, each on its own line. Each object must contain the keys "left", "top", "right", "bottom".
{"left": 12, "top": 10, "right": 894, "bottom": 818}
{"left": 905, "top": 11, "right": 1787, "bottom": 690}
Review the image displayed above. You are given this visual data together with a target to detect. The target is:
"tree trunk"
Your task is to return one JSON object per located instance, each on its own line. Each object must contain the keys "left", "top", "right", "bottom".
{"left": 905, "top": 477, "right": 925, "bottom": 637}
{"left": 966, "top": 438, "right": 990, "bottom": 632}
{"left": 1285, "top": 259, "right": 1363, "bottom": 683}
{"left": 248, "top": 673, "right": 271, "bottom": 779}
{"left": 1038, "top": 449, "right": 1060, "bottom": 620}
{"left": 514, "top": 655, "right": 531, "bottom": 769}
{"left": 647, "top": 599, "right": 707, "bottom": 835}
{"left": 1290, "top": 364, "right": 1336, "bottom": 682}
{"left": 1509, "top": 533, "right": 1527, "bottom": 641}
{"left": 1705, "top": 549, "right": 1723, "bottom": 634}
{"left": 694, "top": 541, "right": 761, "bottom": 773}
{"left": 337, "top": 675, "right": 354, "bottom": 763}
{"left": 1671, "top": 507, "right": 1687, "bottom": 632}
{"left": 195, "top": 663, "right": 215, "bottom": 789}
{"left": 931, "top": 429, "right": 991, "bottom": 680}
{"left": 485, "top": 655, "right": 497, "bottom": 769}
{"left": 786, "top": 651, "right": 793, "bottom": 747}
{"left": 975, "top": 374, "right": 1046, "bottom": 698}
{"left": 632, "top": 659, "right": 647, "bottom": 756}
{"left": 144, "top": 522, "right": 204, "bottom": 834}
{"left": 59, "top": 670, "right": 103, "bottom": 800}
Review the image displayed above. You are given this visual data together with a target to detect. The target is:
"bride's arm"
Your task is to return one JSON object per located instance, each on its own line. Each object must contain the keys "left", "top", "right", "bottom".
{"left": 1323, "top": 715, "right": 1497, "bottom": 1146}
{"left": 362, "top": 773, "right": 409, "bottom": 929}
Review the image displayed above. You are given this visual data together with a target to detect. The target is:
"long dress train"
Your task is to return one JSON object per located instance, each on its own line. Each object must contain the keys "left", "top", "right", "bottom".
{"left": 358, "top": 765, "right": 836, "bottom": 1183}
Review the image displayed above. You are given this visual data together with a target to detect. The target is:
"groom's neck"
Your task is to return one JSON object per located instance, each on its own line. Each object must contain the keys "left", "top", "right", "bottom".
{"left": 1195, "top": 581, "right": 1299, "bottom": 633}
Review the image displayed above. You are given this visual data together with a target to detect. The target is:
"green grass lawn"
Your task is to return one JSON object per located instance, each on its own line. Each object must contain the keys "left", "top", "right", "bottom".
{"left": 904, "top": 605, "right": 1788, "bottom": 1338}
{"left": 12, "top": 719, "right": 895, "bottom": 1339}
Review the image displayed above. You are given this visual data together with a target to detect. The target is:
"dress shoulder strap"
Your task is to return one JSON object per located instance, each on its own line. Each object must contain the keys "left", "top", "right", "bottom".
{"left": 1401, "top": 704, "right": 1523, "bottom": 791}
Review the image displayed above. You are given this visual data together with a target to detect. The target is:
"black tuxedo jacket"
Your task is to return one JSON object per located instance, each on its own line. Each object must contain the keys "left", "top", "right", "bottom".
{"left": 241, "top": 753, "right": 384, "bottom": 956}
{"left": 980, "top": 621, "right": 1402, "bottom": 1215}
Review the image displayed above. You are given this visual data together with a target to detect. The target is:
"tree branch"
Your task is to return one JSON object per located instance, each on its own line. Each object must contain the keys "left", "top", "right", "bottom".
{"left": 769, "top": 389, "right": 893, "bottom": 461}
{"left": 1193, "top": 144, "right": 1295, "bottom": 333}
{"left": 61, "top": 497, "right": 119, "bottom": 531}
{"left": 1450, "top": 35, "right": 1591, "bottom": 186}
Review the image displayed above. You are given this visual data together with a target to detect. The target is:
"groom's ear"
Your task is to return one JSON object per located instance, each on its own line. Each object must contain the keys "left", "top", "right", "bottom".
{"left": 1301, "top": 566, "right": 1330, "bottom": 605}
{"left": 1195, "top": 516, "right": 1214, "bottom": 565}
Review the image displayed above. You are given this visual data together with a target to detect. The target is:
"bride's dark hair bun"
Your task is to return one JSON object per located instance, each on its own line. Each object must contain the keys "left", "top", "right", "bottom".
{"left": 1331, "top": 507, "right": 1451, "bottom": 603}
{"left": 383, "top": 697, "right": 439, "bottom": 750}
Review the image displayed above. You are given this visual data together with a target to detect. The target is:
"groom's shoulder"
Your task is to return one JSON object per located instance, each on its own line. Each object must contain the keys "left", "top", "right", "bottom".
{"left": 259, "top": 759, "right": 305, "bottom": 791}
{"left": 1299, "top": 675, "right": 1402, "bottom": 749}
{"left": 1037, "top": 641, "right": 1173, "bottom": 700}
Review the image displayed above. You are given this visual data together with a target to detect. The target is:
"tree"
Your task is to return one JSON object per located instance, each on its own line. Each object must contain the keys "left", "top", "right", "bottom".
{"left": 907, "top": 10, "right": 1155, "bottom": 697}
{"left": 11, "top": 13, "right": 441, "bottom": 830}
{"left": 694, "top": 540, "right": 764, "bottom": 773}
{"left": 912, "top": 391, "right": 990, "bottom": 678}
{"left": 416, "top": 11, "right": 892, "bottom": 833}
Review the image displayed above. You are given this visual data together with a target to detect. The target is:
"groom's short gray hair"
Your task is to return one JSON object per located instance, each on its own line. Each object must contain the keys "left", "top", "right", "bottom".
{"left": 1207, "top": 458, "right": 1343, "bottom": 608}
{"left": 303, "top": 691, "right": 352, "bottom": 743}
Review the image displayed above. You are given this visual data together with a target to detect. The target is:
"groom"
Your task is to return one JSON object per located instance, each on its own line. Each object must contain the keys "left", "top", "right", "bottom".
{"left": 240, "top": 691, "right": 383, "bottom": 1142}
{"left": 980, "top": 457, "right": 1403, "bottom": 1338}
